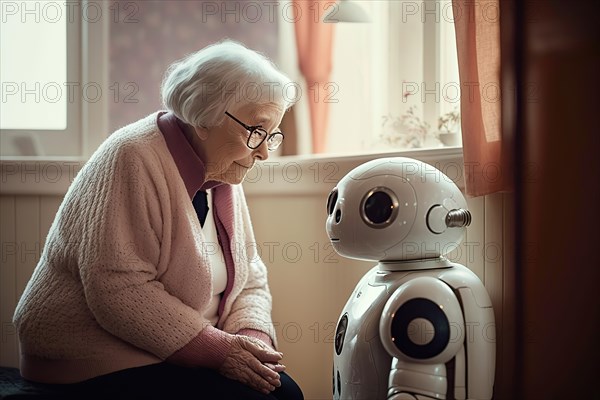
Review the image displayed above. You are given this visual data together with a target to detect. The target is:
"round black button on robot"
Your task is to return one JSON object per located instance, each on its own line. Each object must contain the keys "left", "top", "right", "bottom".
{"left": 390, "top": 298, "right": 450, "bottom": 359}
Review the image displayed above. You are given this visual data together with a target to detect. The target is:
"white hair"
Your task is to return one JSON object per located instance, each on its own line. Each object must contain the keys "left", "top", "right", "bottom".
{"left": 161, "top": 40, "right": 297, "bottom": 127}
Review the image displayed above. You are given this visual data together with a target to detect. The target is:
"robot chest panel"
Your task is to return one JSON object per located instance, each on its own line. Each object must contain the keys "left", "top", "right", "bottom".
{"left": 333, "top": 273, "right": 405, "bottom": 399}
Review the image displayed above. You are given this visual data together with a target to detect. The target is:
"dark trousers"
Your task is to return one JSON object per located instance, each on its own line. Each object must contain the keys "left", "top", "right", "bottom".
{"left": 15, "top": 363, "right": 304, "bottom": 400}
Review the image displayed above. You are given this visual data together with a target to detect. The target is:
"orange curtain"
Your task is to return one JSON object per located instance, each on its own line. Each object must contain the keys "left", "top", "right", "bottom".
{"left": 452, "top": 0, "right": 510, "bottom": 196}
{"left": 292, "top": 0, "right": 335, "bottom": 154}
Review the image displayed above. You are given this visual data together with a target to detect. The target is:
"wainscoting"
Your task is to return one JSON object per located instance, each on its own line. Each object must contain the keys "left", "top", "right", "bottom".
{"left": 0, "top": 151, "right": 514, "bottom": 399}
{"left": 0, "top": 195, "right": 63, "bottom": 368}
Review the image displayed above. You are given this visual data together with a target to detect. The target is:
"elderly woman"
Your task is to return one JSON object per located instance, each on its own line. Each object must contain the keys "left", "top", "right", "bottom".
{"left": 13, "top": 40, "right": 303, "bottom": 400}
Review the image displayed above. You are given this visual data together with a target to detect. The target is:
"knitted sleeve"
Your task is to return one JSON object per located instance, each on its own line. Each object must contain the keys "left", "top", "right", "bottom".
{"left": 76, "top": 140, "right": 224, "bottom": 360}
{"left": 221, "top": 185, "right": 278, "bottom": 349}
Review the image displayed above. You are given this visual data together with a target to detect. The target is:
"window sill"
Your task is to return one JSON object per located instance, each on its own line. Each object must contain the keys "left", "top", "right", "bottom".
{"left": 0, "top": 148, "right": 464, "bottom": 197}
{"left": 243, "top": 146, "right": 465, "bottom": 197}
{"left": 0, "top": 158, "right": 87, "bottom": 196}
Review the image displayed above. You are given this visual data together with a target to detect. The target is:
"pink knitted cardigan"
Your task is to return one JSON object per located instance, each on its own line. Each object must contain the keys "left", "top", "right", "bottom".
{"left": 13, "top": 112, "right": 276, "bottom": 383}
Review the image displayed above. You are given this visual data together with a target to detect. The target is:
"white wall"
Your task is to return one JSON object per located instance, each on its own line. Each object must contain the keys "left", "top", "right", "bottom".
{"left": 0, "top": 151, "right": 513, "bottom": 399}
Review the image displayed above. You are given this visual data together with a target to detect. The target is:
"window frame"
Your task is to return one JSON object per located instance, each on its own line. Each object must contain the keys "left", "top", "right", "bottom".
{"left": 0, "top": 0, "right": 109, "bottom": 195}
{"left": 1, "top": 1, "right": 80, "bottom": 157}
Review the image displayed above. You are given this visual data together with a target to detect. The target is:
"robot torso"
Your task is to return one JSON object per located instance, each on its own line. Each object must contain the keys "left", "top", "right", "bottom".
{"left": 332, "top": 260, "right": 495, "bottom": 400}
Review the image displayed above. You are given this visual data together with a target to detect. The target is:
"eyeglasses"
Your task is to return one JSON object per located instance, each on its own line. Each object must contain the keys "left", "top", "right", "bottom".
{"left": 225, "top": 111, "right": 284, "bottom": 151}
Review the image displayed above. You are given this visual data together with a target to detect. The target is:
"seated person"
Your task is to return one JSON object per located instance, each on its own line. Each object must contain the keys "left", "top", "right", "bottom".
{"left": 12, "top": 40, "right": 303, "bottom": 400}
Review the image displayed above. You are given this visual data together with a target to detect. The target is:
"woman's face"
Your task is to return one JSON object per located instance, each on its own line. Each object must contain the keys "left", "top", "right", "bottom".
{"left": 197, "top": 102, "right": 284, "bottom": 185}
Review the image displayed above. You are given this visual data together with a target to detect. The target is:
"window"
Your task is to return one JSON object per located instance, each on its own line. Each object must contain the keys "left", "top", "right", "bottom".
{"left": 278, "top": 0, "right": 461, "bottom": 155}
{"left": 1, "top": 1, "right": 109, "bottom": 194}
{"left": 1, "top": 0, "right": 84, "bottom": 157}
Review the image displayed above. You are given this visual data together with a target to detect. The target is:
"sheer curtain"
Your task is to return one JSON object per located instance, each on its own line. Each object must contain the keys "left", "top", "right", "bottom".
{"left": 452, "top": 0, "right": 510, "bottom": 196}
{"left": 292, "top": 0, "right": 335, "bottom": 154}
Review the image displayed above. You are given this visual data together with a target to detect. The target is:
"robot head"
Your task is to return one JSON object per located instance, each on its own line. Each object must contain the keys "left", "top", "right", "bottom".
{"left": 325, "top": 157, "right": 470, "bottom": 262}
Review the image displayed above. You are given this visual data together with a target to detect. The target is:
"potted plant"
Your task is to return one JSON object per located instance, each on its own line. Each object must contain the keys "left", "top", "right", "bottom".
{"left": 380, "top": 106, "right": 432, "bottom": 149}
{"left": 436, "top": 107, "right": 462, "bottom": 146}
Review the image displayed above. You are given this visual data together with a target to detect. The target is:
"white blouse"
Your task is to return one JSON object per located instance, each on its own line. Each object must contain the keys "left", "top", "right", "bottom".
{"left": 202, "top": 189, "right": 228, "bottom": 326}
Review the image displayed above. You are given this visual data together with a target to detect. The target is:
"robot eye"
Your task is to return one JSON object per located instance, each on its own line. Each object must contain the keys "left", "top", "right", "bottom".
{"left": 360, "top": 187, "right": 399, "bottom": 228}
{"left": 327, "top": 188, "right": 338, "bottom": 216}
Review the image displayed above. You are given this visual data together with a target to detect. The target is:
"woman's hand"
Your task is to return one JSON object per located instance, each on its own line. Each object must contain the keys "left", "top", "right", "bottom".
{"left": 218, "top": 335, "right": 285, "bottom": 394}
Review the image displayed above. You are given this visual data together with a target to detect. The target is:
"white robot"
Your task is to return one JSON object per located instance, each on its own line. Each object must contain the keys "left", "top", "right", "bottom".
{"left": 326, "top": 157, "right": 495, "bottom": 400}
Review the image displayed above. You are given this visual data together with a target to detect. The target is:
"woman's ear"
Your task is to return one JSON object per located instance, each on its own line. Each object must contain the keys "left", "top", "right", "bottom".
{"left": 194, "top": 126, "right": 209, "bottom": 140}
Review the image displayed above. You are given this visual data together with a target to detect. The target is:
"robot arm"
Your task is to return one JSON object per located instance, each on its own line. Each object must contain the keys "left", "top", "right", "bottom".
{"left": 440, "top": 266, "right": 496, "bottom": 399}
{"left": 379, "top": 276, "right": 465, "bottom": 399}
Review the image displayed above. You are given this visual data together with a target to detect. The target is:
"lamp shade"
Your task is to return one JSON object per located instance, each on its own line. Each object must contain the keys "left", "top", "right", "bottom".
{"left": 323, "top": 0, "right": 371, "bottom": 23}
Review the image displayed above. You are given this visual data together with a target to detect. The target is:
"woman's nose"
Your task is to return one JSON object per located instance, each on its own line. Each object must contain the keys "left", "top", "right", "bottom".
{"left": 253, "top": 140, "right": 269, "bottom": 161}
